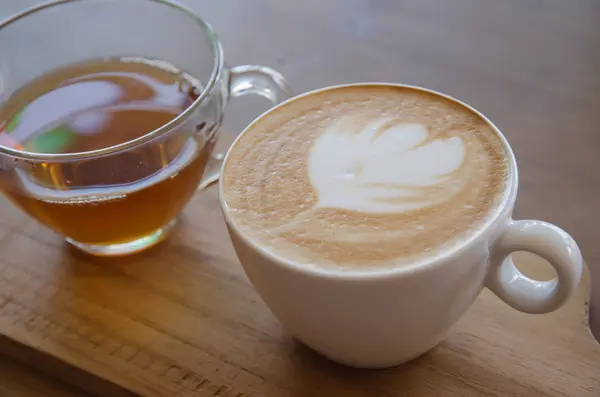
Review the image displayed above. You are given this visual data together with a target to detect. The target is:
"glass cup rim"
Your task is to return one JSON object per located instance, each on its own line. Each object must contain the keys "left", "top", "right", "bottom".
{"left": 0, "top": 0, "right": 224, "bottom": 162}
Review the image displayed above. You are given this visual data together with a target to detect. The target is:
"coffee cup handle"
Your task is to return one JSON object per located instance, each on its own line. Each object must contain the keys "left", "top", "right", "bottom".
{"left": 199, "top": 65, "right": 292, "bottom": 189}
{"left": 486, "top": 219, "right": 583, "bottom": 314}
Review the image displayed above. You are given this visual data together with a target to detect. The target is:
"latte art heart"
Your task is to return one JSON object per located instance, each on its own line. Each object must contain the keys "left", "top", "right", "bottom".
{"left": 309, "top": 118, "right": 467, "bottom": 213}
{"left": 222, "top": 85, "right": 510, "bottom": 270}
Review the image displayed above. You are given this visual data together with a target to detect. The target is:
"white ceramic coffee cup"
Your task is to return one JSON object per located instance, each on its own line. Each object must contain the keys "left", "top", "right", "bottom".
{"left": 218, "top": 83, "right": 583, "bottom": 368}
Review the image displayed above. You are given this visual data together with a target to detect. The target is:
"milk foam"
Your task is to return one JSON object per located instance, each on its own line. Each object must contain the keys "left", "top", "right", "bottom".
{"left": 222, "top": 85, "right": 510, "bottom": 270}
{"left": 309, "top": 118, "right": 466, "bottom": 213}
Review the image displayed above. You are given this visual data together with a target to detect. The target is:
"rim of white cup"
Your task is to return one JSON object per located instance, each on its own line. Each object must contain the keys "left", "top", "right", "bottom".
{"left": 219, "top": 83, "right": 519, "bottom": 280}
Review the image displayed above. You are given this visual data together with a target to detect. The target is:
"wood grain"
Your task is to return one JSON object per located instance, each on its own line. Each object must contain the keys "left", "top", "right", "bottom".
{"left": 0, "top": 0, "right": 599, "bottom": 396}
{"left": 0, "top": 355, "right": 91, "bottom": 397}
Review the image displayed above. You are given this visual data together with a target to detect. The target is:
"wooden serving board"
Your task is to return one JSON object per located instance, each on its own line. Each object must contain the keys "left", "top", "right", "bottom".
{"left": 0, "top": 188, "right": 598, "bottom": 397}
{"left": 1, "top": 0, "right": 600, "bottom": 395}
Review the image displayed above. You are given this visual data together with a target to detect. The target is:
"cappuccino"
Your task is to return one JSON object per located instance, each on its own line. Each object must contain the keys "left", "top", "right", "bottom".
{"left": 222, "top": 85, "right": 510, "bottom": 270}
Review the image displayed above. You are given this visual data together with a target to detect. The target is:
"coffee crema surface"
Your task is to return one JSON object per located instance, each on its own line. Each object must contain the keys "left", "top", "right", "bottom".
{"left": 222, "top": 85, "right": 511, "bottom": 270}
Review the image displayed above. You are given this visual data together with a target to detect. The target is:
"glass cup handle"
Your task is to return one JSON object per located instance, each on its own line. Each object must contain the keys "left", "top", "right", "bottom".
{"left": 199, "top": 65, "right": 292, "bottom": 189}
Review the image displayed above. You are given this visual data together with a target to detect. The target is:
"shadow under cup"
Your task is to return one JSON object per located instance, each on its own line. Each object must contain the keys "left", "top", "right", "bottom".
{"left": 0, "top": 0, "right": 291, "bottom": 256}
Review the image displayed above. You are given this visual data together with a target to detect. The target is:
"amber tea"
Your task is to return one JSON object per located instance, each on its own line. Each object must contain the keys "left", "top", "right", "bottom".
{"left": 0, "top": 57, "right": 212, "bottom": 253}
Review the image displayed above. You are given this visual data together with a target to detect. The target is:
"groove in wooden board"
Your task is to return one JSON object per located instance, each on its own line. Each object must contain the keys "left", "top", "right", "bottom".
{"left": 0, "top": 335, "right": 131, "bottom": 397}
{"left": 0, "top": 355, "right": 92, "bottom": 397}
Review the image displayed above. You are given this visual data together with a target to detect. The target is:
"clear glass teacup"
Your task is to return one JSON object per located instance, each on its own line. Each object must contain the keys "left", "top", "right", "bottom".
{"left": 0, "top": 0, "right": 291, "bottom": 256}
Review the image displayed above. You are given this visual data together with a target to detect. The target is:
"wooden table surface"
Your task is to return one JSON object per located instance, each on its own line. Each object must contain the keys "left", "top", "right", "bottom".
{"left": 0, "top": 0, "right": 599, "bottom": 396}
